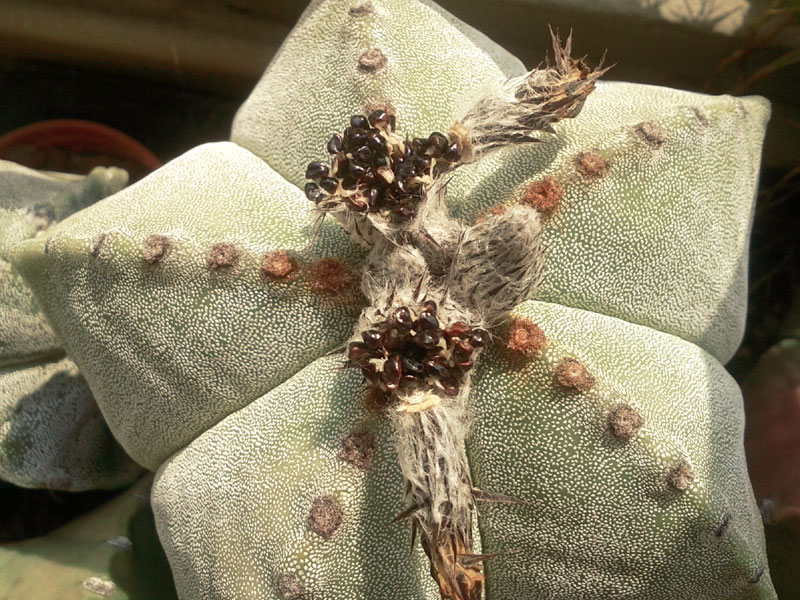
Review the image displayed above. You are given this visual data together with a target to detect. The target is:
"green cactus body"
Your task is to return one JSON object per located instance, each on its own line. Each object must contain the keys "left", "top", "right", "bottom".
{"left": 0, "top": 161, "right": 141, "bottom": 490}
{"left": 7, "top": 0, "right": 775, "bottom": 597}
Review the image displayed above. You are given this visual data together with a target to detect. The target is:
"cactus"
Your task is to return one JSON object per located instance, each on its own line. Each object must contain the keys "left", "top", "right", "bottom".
{"left": 5, "top": 0, "right": 776, "bottom": 597}
{"left": 0, "top": 161, "right": 142, "bottom": 491}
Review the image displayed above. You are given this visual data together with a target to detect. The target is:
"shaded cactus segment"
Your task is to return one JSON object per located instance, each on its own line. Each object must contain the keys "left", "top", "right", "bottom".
{"left": 468, "top": 300, "right": 774, "bottom": 599}
{"left": 231, "top": 0, "right": 525, "bottom": 188}
{"left": 152, "top": 356, "right": 448, "bottom": 600}
{"left": 0, "top": 357, "right": 142, "bottom": 490}
{"left": 11, "top": 143, "right": 364, "bottom": 470}
{"left": 0, "top": 475, "right": 179, "bottom": 600}
{"left": 0, "top": 161, "right": 128, "bottom": 367}
{"left": 444, "top": 83, "right": 770, "bottom": 363}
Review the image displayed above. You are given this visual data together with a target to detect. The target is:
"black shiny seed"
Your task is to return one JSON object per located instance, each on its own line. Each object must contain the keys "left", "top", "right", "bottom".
{"left": 424, "top": 357, "right": 449, "bottom": 378}
{"left": 382, "top": 327, "right": 403, "bottom": 349}
{"left": 373, "top": 154, "right": 391, "bottom": 168}
{"left": 305, "top": 162, "right": 329, "bottom": 180}
{"left": 368, "top": 109, "right": 389, "bottom": 128}
{"left": 341, "top": 175, "right": 358, "bottom": 190}
{"left": 402, "top": 357, "right": 424, "bottom": 376}
{"left": 348, "top": 160, "right": 368, "bottom": 177}
{"left": 413, "top": 330, "right": 439, "bottom": 350}
{"left": 421, "top": 300, "right": 437, "bottom": 315}
{"left": 361, "top": 171, "right": 376, "bottom": 186}
{"left": 426, "top": 132, "right": 448, "bottom": 157}
{"left": 470, "top": 329, "right": 488, "bottom": 348}
{"left": 388, "top": 114, "right": 396, "bottom": 131}
{"left": 366, "top": 130, "right": 388, "bottom": 153}
{"left": 304, "top": 182, "right": 323, "bottom": 202}
{"left": 352, "top": 145, "right": 373, "bottom": 163}
{"left": 391, "top": 179, "right": 408, "bottom": 194}
{"left": 366, "top": 187, "right": 380, "bottom": 208}
{"left": 410, "top": 138, "right": 428, "bottom": 154}
{"left": 327, "top": 134, "right": 343, "bottom": 154}
{"left": 413, "top": 156, "right": 432, "bottom": 172}
{"left": 350, "top": 114, "right": 369, "bottom": 129}
{"left": 319, "top": 177, "right": 339, "bottom": 194}
{"left": 416, "top": 312, "right": 439, "bottom": 331}
{"left": 362, "top": 329, "right": 383, "bottom": 349}
{"left": 395, "top": 163, "right": 415, "bottom": 179}
{"left": 348, "top": 342, "right": 371, "bottom": 365}
{"left": 384, "top": 354, "right": 403, "bottom": 379}
{"left": 394, "top": 306, "right": 413, "bottom": 330}
{"left": 443, "top": 142, "right": 462, "bottom": 163}
{"left": 344, "top": 128, "right": 367, "bottom": 148}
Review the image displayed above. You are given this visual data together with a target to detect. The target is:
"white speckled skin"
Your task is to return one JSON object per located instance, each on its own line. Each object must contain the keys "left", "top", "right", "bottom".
{"left": 0, "top": 162, "right": 138, "bottom": 490}
{"left": 0, "top": 358, "right": 142, "bottom": 490}
{"left": 10, "top": 0, "right": 774, "bottom": 597}
{"left": 13, "top": 143, "right": 365, "bottom": 469}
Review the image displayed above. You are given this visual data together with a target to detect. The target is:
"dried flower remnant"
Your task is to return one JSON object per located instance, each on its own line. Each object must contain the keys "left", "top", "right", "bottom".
{"left": 206, "top": 242, "right": 240, "bottom": 271}
{"left": 667, "top": 460, "right": 695, "bottom": 492}
{"left": 574, "top": 151, "right": 611, "bottom": 180}
{"left": 554, "top": 357, "right": 596, "bottom": 392}
{"left": 260, "top": 250, "right": 297, "bottom": 280}
{"left": 308, "top": 496, "right": 343, "bottom": 539}
{"left": 142, "top": 234, "right": 172, "bottom": 265}
{"left": 358, "top": 48, "right": 388, "bottom": 72}
{"left": 522, "top": 177, "right": 564, "bottom": 215}
{"left": 506, "top": 317, "right": 547, "bottom": 358}
{"left": 607, "top": 403, "right": 644, "bottom": 440}
{"left": 308, "top": 257, "right": 351, "bottom": 295}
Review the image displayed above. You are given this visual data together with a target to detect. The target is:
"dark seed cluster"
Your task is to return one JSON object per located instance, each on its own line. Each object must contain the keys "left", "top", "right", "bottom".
{"left": 346, "top": 300, "right": 487, "bottom": 398}
{"left": 304, "top": 111, "right": 463, "bottom": 222}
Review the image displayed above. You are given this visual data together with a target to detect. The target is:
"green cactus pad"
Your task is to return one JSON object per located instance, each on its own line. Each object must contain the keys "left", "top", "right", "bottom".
{"left": 152, "top": 356, "right": 443, "bottom": 599}
{"left": 468, "top": 300, "right": 774, "bottom": 599}
{"left": 0, "top": 357, "right": 142, "bottom": 490}
{"left": 231, "top": 0, "right": 525, "bottom": 188}
{"left": 444, "top": 86, "right": 768, "bottom": 363}
{"left": 12, "top": 142, "right": 365, "bottom": 469}
{"left": 0, "top": 161, "right": 128, "bottom": 367}
{"left": 150, "top": 298, "right": 774, "bottom": 598}
{"left": 0, "top": 475, "right": 178, "bottom": 600}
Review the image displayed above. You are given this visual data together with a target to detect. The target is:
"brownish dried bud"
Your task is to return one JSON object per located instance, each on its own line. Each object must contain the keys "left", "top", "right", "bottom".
{"left": 554, "top": 357, "right": 595, "bottom": 392}
{"left": 521, "top": 177, "right": 564, "bottom": 215}
{"left": 206, "top": 242, "right": 240, "bottom": 271}
{"left": 260, "top": 250, "right": 298, "bottom": 280}
{"left": 308, "top": 257, "right": 351, "bottom": 295}
{"left": 574, "top": 151, "right": 611, "bottom": 180}
{"left": 607, "top": 403, "right": 644, "bottom": 440}
{"left": 506, "top": 317, "right": 547, "bottom": 358}
{"left": 308, "top": 496, "right": 343, "bottom": 539}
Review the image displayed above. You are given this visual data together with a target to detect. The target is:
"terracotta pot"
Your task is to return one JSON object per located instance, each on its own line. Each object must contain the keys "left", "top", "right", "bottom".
{"left": 0, "top": 119, "right": 161, "bottom": 181}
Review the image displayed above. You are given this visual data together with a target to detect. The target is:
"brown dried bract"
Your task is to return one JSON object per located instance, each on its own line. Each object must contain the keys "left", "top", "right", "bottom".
{"left": 506, "top": 317, "right": 547, "bottom": 359}
{"left": 607, "top": 403, "right": 644, "bottom": 440}
{"left": 260, "top": 250, "right": 298, "bottom": 281}
{"left": 338, "top": 431, "right": 375, "bottom": 470}
{"left": 634, "top": 121, "right": 665, "bottom": 149}
{"left": 349, "top": 2, "right": 374, "bottom": 15}
{"left": 554, "top": 357, "right": 595, "bottom": 392}
{"left": 142, "top": 234, "right": 172, "bottom": 265}
{"left": 358, "top": 48, "right": 388, "bottom": 72}
{"left": 666, "top": 460, "right": 694, "bottom": 492}
{"left": 521, "top": 177, "right": 564, "bottom": 216}
{"left": 308, "top": 257, "right": 351, "bottom": 295}
{"left": 308, "top": 496, "right": 343, "bottom": 539}
{"left": 474, "top": 204, "right": 507, "bottom": 225}
{"left": 206, "top": 242, "right": 240, "bottom": 271}
{"left": 574, "top": 151, "right": 610, "bottom": 180}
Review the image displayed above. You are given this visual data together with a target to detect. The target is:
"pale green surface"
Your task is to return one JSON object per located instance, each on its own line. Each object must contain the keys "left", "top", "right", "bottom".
{"left": 0, "top": 357, "right": 142, "bottom": 490}
{"left": 469, "top": 300, "right": 773, "bottom": 599}
{"left": 445, "top": 86, "right": 769, "bottom": 363}
{"left": 0, "top": 475, "right": 178, "bottom": 600}
{"left": 231, "top": 0, "right": 525, "bottom": 189}
{"left": 12, "top": 142, "right": 365, "bottom": 470}
{"left": 152, "top": 356, "right": 441, "bottom": 600}
{"left": 0, "top": 161, "right": 128, "bottom": 367}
